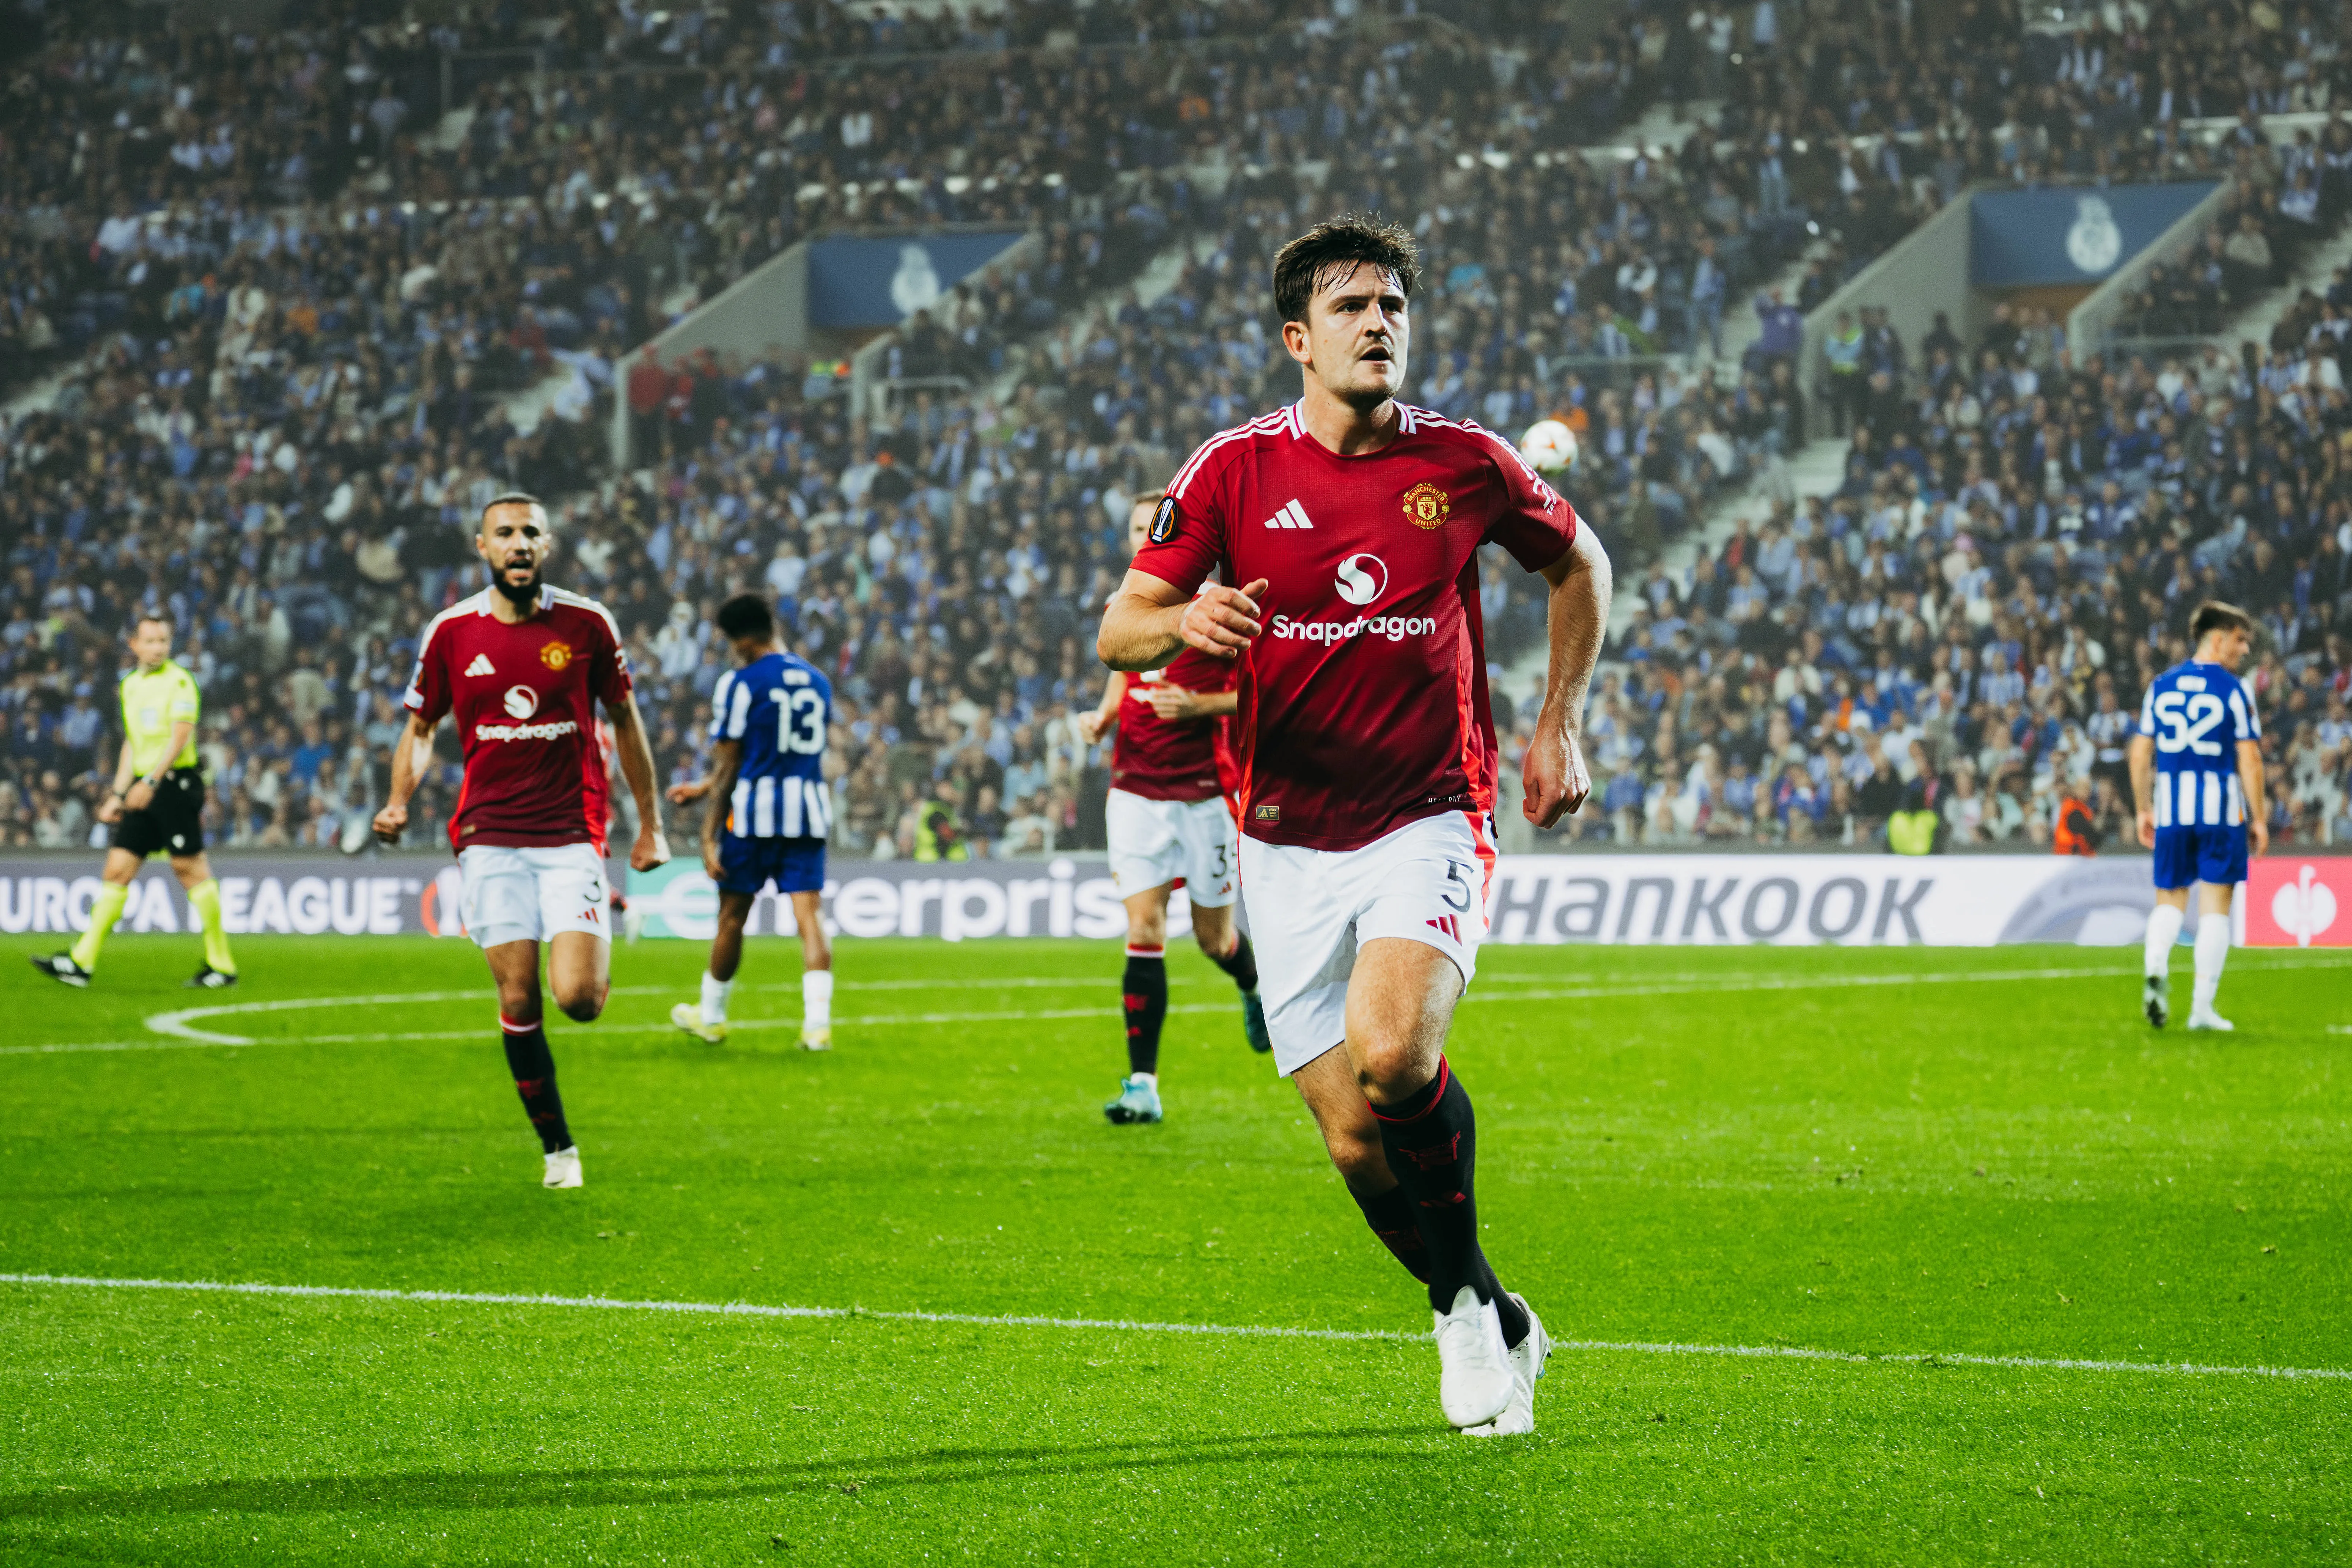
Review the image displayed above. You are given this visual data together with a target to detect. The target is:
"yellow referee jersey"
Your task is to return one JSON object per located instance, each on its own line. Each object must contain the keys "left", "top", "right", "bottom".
{"left": 120, "top": 660, "right": 201, "bottom": 774}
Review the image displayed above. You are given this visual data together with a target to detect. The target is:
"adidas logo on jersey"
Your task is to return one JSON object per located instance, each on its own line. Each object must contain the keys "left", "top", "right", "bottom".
{"left": 464, "top": 654, "right": 496, "bottom": 677}
{"left": 1262, "top": 499, "right": 1313, "bottom": 530}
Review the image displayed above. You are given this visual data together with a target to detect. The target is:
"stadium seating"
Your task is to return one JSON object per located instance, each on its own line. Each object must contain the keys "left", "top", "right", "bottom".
{"left": 3, "top": 0, "right": 2348, "bottom": 857}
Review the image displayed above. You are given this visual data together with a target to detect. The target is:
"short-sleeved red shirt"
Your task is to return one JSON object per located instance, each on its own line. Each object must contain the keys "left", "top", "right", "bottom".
{"left": 1110, "top": 644, "right": 1237, "bottom": 803}
{"left": 1134, "top": 402, "right": 1579, "bottom": 851}
{"left": 402, "top": 585, "right": 632, "bottom": 854}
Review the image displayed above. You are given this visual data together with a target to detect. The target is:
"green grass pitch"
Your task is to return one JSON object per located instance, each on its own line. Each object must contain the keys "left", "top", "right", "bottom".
{"left": 2, "top": 927, "right": 2348, "bottom": 1565}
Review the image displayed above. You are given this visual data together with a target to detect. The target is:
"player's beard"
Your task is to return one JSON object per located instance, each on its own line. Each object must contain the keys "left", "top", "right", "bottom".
{"left": 490, "top": 562, "right": 543, "bottom": 607}
{"left": 1331, "top": 345, "right": 1404, "bottom": 414}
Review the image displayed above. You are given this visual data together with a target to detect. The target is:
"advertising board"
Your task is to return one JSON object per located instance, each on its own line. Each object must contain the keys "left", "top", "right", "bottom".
{"left": 0, "top": 854, "right": 2209, "bottom": 947}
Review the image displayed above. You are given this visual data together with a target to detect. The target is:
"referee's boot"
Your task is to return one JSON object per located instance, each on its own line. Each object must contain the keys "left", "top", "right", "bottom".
{"left": 185, "top": 965, "right": 238, "bottom": 990}
{"left": 30, "top": 952, "right": 92, "bottom": 988}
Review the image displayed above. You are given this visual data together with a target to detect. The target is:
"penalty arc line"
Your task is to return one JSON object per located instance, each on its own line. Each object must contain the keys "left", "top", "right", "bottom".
{"left": 1, "top": 1272, "right": 2344, "bottom": 1384}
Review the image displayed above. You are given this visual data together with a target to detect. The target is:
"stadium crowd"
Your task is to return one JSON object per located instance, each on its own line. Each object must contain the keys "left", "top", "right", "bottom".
{"left": 5, "top": 0, "right": 2351, "bottom": 858}
{"left": 1569, "top": 303, "right": 2352, "bottom": 854}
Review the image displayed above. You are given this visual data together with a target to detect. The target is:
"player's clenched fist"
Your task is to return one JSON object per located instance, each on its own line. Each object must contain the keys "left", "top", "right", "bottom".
{"left": 1521, "top": 714, "right": 1592, "bottom": 828}
{"left": 371, "top": 802, "right": 408, "bottom": 844}
{"left": 630, "top": 827, "right": 672, "bottom": 873}
{"left": 1180, "top": 577, "right": 1271, "bottom": 659}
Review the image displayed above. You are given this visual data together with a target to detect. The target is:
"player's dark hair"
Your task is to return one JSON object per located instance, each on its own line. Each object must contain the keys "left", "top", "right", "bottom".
{"left": 716, "top": 592, "right": 775, "bottom": 642}
{"left": 2190, "top": 600, "right": 2252, "bottom": 641}
{"left": 479, "top": 491, "right": 544, "bottom": 527}
{"left": 1272, "top": 213, "right": 1419, "bottom": 326}
{"left": 133, "top": 612, "right": 172, "bottom": 633}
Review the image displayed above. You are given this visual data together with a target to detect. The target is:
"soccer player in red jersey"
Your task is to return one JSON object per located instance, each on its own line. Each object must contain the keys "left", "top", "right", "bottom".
{"left": 1078, "top": 493, "right": 1269, "bottom": 1126}
{"left": 1100, "top": 217, "right": 1611, "bottom": 1435}
{"left": 373, "top": 494, "right": 670, "bottom": 1189}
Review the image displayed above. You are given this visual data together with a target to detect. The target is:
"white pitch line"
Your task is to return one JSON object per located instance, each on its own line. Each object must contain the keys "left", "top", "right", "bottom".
{"left": 2, "top": 1272, "right": 2343, "bottom": 1383}
{"left": 5, "top": 963, "right": 2343, "bottom": 1058}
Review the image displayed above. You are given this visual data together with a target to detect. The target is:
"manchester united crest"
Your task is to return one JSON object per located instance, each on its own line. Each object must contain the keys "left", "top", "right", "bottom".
{"left": 1401, "top": 481, "right": 1451, "bottom": 530}
{"left": 540, "top": 641, "right": 574, "bottom": 672}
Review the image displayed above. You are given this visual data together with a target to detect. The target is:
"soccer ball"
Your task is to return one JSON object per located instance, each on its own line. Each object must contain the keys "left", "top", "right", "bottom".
{"left": 1519, "top": 419, "right": 1578, "bottom": 475}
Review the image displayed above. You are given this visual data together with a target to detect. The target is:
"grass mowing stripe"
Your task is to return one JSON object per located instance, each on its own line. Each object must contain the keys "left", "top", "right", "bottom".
{"left": 7, "top": 959, "right": 2344, "bottom": 1056}
{"left": 87, "top": 964, "right": 2178, "bottom": 1053}
{"left": 6, "top": 1271, "right": 2347, "bottom": 1383}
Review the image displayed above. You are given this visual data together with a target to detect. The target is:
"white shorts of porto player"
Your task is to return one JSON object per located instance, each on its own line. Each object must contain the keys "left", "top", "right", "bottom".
{"left": 457, "top": 843, "right": 611, "bottom": 949}
{"left": 1105, "top": 789, "right": 1240, "bottom": 908}
{"left": 1239, "top": 811, "right": 1495, "bottom": 1078}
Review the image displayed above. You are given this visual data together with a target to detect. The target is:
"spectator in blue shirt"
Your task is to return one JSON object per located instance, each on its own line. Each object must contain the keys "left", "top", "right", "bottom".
{"left": 290, "top": 719, "right": 334, "bottom": 787}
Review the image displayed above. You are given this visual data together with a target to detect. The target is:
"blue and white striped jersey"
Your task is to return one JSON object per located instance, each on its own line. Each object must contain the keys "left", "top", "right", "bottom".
{"left": 710, "top": 651, "right": 833, "bottom": 840}
{"left": 2136, "top": 659, "right": 2260, "bottom": 828}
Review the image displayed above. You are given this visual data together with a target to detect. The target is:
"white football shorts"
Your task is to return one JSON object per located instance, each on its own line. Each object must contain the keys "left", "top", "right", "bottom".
{"left": 457, "top": 842, "right": 612, "bottom": 949}
{"left": 1105, "top": 788, "right": 1239, "bottom": 909}
{"left": 1238, "top": 810, "right": 1496, "bottom": 1078}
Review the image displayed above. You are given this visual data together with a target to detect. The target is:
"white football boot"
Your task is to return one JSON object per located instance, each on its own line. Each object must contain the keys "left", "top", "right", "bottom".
{"left": 1432, "top": 1284, "right": 1513, "bottom": 1429}
{"left": 543, "top": 1146, "right": 584, "bottom": 1189}
{"left": 2186, "top": 1006, "right": 2234, "bottom": 1032}
{"left": 1463, "top": 1292, "right": 1550, "bottom": 1437}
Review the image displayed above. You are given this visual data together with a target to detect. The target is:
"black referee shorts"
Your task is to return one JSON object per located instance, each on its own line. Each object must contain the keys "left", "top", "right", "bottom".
{"left": 113, "top": 768, "right": 207, "bottom": 858}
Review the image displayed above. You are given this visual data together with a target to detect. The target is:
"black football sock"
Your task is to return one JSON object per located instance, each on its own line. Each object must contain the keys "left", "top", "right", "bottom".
{"left": 1122, "top": 947, "right": 1168, "bottom": 1076}
{"left": 1208, "top": 930, "right": 1260, "bottom": 994}
{"left": 1349, "top": 1179, "right": 1433, "bottom": 1284}
{"left": 1369, "top": 1056, "right": 1530, "bottom": 1346}
{"left": 500, "top": 1016, "right": 572, "bottom": 1154}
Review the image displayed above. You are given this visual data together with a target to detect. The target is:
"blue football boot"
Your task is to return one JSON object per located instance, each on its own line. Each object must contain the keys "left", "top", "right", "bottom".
{"left": 1103, "top": 1074, "right": 1164, "bottom": 1125}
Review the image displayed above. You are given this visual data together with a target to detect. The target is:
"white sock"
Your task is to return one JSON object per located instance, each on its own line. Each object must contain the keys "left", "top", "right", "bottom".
{"left": 802, "top": 968, "right": 833, "bottom": 1030}
{"left": 2193, "top": 913, "right": 2231, "bottom": 1012}
{"left": 1132, "top": 1071, "right": 1158, "bottom": 1087}
{"left": 2143, "top": 903, "right": 2184, "bottom": 980}
{"left": 701, "top": 971, "right": 734, "bottom": 1024}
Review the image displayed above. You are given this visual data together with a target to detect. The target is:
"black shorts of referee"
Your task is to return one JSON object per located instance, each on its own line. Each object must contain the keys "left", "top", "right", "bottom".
{"left": 114, "top": 767, "right": 207, "bottom": 858}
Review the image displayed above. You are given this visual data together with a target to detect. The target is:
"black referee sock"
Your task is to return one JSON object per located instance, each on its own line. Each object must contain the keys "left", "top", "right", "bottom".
{"left": 1350, "top": 1181, "right": 1433, "bottom": 1284}
{"left": 500, "top": 1017, "right": 572, "bottom": 1154}
{"left": 1369, "top": 1056, "right": 1529, "bottom": 1348}
{"left": 1122, "top": 948, "right": 1168, "bottom": 1076}
{"left": 1208, "top": 930, "right": 1260, "bottom": 994}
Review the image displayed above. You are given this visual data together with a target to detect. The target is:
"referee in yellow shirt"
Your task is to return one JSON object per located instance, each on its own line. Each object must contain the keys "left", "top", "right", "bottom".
{"left": 32, "top": 614, "right": 238, "bottom": 989}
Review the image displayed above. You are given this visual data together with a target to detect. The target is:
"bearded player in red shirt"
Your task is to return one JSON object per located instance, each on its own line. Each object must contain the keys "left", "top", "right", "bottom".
{"left": 373, "top": 493, "right": 670, "bottom": 1190}
{"left": 1078, "top": 493, "right": 1271, "bottom": 1127}
{"left": 1100, "top": 217, "right": 1610, "bottom": 1436}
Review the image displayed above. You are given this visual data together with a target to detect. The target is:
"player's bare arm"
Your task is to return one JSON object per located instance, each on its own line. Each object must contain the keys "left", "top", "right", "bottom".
{"left": 1522, "top": 525, "right": 1612, "bottom": 828}
{"left": 1141, "top": 684, "right": 1238, "bottom": 722}
{"left": 372, "top": 710, "right": 439, "bottom": 843}
{"left": 2238, "top": 737, "right": 2268, "bottom": 856}
{"left": 697, "top": 737, "right": 744, "bottom": 881}
{"left": 2128, "top": 733, "right": 2158, "bottom": 847}
{"left": 1077, "top": 670, "right": 1128, "bottom": 745}
{"left": 603, "top": 691, "right": 672, "bottom": 873}
{"left": 1099, "top": 570, "right": 1270, "bottom": 669}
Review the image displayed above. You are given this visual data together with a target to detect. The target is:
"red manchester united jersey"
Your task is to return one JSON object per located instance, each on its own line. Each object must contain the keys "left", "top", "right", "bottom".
{"left": 1134, "top": 402, "right": 1579, "bottom": 851}
{"left": 403, "top": 585, "right": 632, "bottom": 854}
{"left": 1110, "top": 644, "right": 1236, "bottom": 803}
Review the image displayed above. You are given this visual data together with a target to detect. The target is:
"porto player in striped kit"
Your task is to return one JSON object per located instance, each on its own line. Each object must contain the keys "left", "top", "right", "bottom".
{"left": 667, "top": 593, "right": 838, "bottom": 1051}
{"left": 375, "top": 493, "right": 671, "bottom": 1189}
{"left": 1100, "top": 216, "right": 1612, "bottom": 1435}
{"left": 2130, "top": 600, "right": 2268, "bottom": 1031}
{"left": 1079, "top": 493, "right": 1270, "bottom": 1127}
